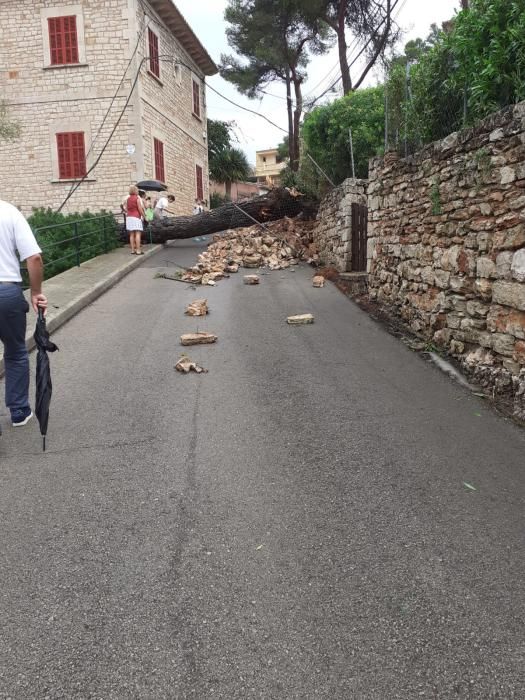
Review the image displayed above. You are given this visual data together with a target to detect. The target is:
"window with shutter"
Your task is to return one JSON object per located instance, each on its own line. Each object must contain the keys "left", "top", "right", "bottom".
{"left": 48, "top": 16, "right": 79, "bottom": 66}
{"left": 196, "top": 165, "right": 204, "bottom": 201}
{"left": 56, "top": 132, "right": 87, "bottom": 179}
{"left": 148, "top": 28, "right": 160, "bottom": 78}
{"left": 192, "top": 80, "right": 201, "bottom": 118}
{"left": 154, "top": 138, "right": 165, "bottom": 183}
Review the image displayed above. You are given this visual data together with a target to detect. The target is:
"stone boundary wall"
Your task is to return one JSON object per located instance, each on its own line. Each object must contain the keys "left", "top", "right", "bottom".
{"left": 367, "top": 103, "right": 525, "bottom": 420}
{"left": 312, "top": 179, "right": 367, "bottom": 272}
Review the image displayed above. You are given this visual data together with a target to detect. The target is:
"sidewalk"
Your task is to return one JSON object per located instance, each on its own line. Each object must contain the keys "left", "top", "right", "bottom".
{"left": 0, "top": 244, "right": 162, "bottom": 375}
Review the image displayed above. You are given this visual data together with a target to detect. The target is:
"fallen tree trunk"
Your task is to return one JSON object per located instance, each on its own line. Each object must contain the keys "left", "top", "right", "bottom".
{"left": 119, "top": 188, "right": 319, "bottom": 243}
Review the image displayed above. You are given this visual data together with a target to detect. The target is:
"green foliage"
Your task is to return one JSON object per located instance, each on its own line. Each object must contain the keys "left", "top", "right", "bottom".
{"left": 27, "top": 209, "right": 119, "bottom": 280}
{"left": 210, "top": 192, "right": 231, "bottom": 209}
{"left": 448, "top": 0, "right": 525, "bottom": 114}
{"left": 386, "top": 0, "right": 525, "bottom": 149}
{"left": 207, "top": 119, "right": 234, "bottom": 160}
{"left": 209, "top": 147, "right": 251, "bottom": 196}
{"left": 279, "top": 161, "right": 322, "bottom": 199}
{"left": 221, "top": 0, "right": 332, "bottom": 167}
{"left": 302, "top": 85, "right": 385, "bottom": 184}
{"left": 276, "top": 136, "right": 290, "bottom": 163}
{"left": 207, "top": 118, "right": 251, "bottom": 194}
{"left": 221, "top": 0, "right": 331, "bottom": 96}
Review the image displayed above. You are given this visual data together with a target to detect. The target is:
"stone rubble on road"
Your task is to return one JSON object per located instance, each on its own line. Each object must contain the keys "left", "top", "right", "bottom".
{"left": 180, "top": 332, "right": 218, "bottom": 346}
{"left": 181, "top": 217, "right": 318, "bottom": 286}
{"left": 175, "top": 355, "right": 208, "bottom": 374}
{"left": 287, "top": 314, "right": 315, "bottom": 325}
{"left": 185, "top": 299, "right": 208, "bottom": 316}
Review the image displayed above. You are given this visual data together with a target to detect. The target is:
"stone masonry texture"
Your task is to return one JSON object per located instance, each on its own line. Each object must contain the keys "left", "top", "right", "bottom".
{"left": 0, "top": 0, "right": 210, "bottom": 217}
{"left": 366, "top": 102, "right": 525, "bottom": 420}
{"left": 312, "top": 179, "right": 367, "bottom": 272}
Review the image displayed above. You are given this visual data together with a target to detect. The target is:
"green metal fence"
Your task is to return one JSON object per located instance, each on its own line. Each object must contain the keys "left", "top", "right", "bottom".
{"left": 22, "top": 213, "right": 120, "bottom": 285}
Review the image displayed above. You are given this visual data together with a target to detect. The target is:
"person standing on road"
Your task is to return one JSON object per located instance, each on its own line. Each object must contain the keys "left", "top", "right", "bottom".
{"left": 124, "top": 185, "right": 145, "bottom": 256}
{"left": 0, "top": 199, "right": 48, "bottom": 427}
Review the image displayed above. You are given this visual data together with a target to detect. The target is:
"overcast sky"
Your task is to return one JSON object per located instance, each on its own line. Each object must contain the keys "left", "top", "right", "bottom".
{"left": 175, "top": 0, "right": 461, "bottom": 163}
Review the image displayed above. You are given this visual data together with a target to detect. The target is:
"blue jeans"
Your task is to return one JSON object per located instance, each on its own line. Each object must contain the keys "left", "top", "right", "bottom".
{"left": 0, "top": 285, "right": 30, "bottom": 416}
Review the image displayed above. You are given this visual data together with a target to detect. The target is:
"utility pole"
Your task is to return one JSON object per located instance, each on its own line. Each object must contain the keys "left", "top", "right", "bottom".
{"left": 349, "top": 128, "right": 355, "bottom": 179}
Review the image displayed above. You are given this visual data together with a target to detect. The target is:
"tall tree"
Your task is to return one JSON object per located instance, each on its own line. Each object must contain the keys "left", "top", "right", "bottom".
{"left": 207, "top": 119, "right": 234, "bottom": 161}
{"left": 305, "top": 0, "right": 399, "bottom": 95}
{"left": 220, "top": 0, "right": 332, "bottom": 170}
{"left": 210, "top": 146, "right": 251, "bottom": 198}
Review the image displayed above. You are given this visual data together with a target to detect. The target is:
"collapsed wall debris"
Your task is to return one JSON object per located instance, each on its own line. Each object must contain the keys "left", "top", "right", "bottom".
{"left": 181, "top": 216, "right": 318, "bottom": 285}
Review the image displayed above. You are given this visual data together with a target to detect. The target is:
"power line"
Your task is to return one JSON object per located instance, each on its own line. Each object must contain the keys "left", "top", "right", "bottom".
{"left": 59, "top": 15, "right": 150, "bottom": 211}
{"left": 206, "top": 82, "right": 288, "bottom": 133}
{"left": 56, "top": 55, "right": 287, "bottom": 212}
{"left": 305, "top": 0, "right": 406, "bottom": 109}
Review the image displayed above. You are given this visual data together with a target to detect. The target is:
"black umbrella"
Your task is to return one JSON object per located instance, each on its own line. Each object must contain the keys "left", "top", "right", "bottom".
{"left": 33, "top": 308, "right": 59, "bottom": 452}
{"left": 136, "top": 179, "right": 167, "bottom": 192}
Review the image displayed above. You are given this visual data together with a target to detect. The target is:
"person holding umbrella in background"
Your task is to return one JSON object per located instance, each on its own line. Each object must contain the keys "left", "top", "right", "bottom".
{"left": 0, "top": 199, "right": 47, "bottom": 428}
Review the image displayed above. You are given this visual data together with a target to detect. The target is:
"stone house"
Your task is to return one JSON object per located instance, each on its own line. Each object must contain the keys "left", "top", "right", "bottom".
{"left": 0, "top": 0, "right": 217, "bottom": 216}
{"left": 255, "top": 149, "right": 286, "bottom": 189}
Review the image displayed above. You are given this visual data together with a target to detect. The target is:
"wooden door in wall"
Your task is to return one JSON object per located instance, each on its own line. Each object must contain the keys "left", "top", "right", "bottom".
{"left": 351, "top": 203, "right": 368, "bottom": 272}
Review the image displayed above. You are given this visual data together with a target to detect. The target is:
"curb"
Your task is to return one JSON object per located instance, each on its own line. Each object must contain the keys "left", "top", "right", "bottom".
{"left": 0, "top": 245, "right": 162, "bottom": 377}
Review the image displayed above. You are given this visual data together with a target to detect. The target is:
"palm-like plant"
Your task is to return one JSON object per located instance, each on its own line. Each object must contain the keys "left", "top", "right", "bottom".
{"left": 210, "top": 146, "right": 251, "bottom": 198}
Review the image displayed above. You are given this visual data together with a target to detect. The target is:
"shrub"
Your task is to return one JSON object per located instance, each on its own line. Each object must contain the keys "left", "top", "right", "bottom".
{"left": 27, "top": 209, "right": 119, "bottom": 280}
{"left": 210, "top": 192, "right": 231, "bottom": 209}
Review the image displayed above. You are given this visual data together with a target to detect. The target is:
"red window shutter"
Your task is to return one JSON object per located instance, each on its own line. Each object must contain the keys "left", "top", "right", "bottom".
{"left": 48, "top": 16, "right": 79, "bottom": 66}
{"left": 56, "top": 132, "right": 86, "bottom": 179}
{"left": 148, "top": 29, "right": 160, "bottom": 78}
{"left": 154, "top": 138, "right": 165, "bottom": 183}
{"left": 192, "top": 80, "right": 200, "bottom": 117}
{"left": 196, "top": 165, "right": 204, "bottom": 201}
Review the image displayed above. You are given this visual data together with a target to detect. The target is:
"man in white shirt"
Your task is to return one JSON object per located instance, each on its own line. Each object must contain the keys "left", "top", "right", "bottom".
{"left": 0, "top": 200, "right": 48, "bottom": 427}
{"left": 154, "top": 193, "right": 175, "bottom": 219}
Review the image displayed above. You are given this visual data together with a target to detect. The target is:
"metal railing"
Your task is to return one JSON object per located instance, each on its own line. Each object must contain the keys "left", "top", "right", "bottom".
{"left": 22, "top": 213, "right": 120, "bottom": 285}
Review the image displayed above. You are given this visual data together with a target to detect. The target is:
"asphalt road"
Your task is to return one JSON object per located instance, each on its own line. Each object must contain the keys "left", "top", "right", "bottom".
{"left": 0, "top": 239, "right": 524, "bottom": 699}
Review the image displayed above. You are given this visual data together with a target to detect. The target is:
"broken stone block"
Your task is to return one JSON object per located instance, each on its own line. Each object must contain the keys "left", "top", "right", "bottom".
{"left": 243, "top": 275, "right": 260, "bottom": 285}
{"left": 185, "top": 299, "right": 208, "bottom": 316}
{"left": 287, "top": 314, "right": 314, "bottom": 325}
{"left": 180, "top": 332, "right": 218, "bottom": 346}
{"left": 242, "top": 254, "right": 263, "bottom": 268}
{"left": 175, "top": 355, "right": 208, "bottom": 373}
{"left": 312, "top": 275, "right": 325, "bottom": 288}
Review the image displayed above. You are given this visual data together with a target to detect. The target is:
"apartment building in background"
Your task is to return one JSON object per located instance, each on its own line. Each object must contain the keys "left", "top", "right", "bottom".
{"left": 0, "top": 0, "right": 217, "bottom": 216}
{"left": 255, "top": 148, "right": 286, "bottom": 189}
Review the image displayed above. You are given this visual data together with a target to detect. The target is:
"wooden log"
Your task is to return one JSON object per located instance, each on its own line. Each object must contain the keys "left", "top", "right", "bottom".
{"left": 120, "top": 188, "right": 319, "bottom": 243}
